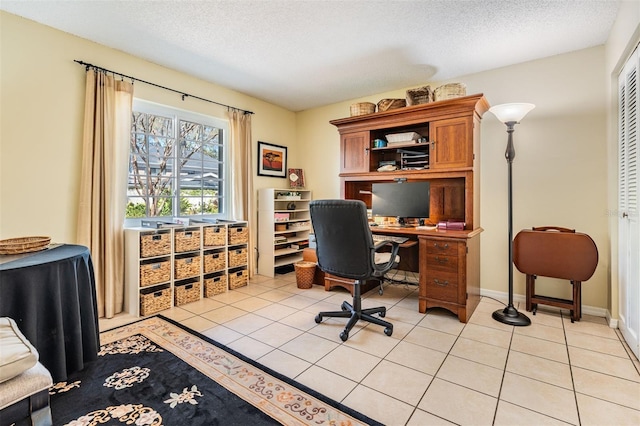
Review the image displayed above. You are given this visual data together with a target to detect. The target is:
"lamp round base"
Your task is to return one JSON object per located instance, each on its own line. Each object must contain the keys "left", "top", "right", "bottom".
{"left": 492, "top": 306, "right": 531, "bottom": 326}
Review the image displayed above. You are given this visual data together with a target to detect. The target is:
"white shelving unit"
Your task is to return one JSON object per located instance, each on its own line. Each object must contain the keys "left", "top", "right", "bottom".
{"left": 124, "top": 221, "right": 248, "bottom": 317}
{"left": 258, "top": 188, "right": 312, "bottom": 277}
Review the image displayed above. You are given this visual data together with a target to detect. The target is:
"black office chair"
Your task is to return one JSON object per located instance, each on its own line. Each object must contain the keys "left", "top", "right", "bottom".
{"left": 310, "top": 199, "right": 401, "bottom": 341}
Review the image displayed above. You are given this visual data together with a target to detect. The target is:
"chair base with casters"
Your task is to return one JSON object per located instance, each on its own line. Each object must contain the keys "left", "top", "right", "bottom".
{"left": 315, "top": 278, "right": 392, "bottom": 341}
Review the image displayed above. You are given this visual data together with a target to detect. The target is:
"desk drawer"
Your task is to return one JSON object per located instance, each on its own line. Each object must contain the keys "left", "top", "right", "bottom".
{"left": 425, "top": 240, "right": 459, "bottom": 256}
{"left": 423, "top": 271, "right": 458, "bottom": 302}
{"left": 426, "top": 254, "right": 458, "bottom": 272}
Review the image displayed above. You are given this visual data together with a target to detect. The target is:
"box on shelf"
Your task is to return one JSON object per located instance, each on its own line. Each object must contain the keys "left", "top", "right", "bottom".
{"left": 274, "top": 213, "right": 290, "bottom": 222}
{"left": 229, "top": 269, "right": 248, "bottom": 289}
{"left": 139, "top": 259, "right": 171, "bottom": 287}
{"left": 204, "top": 251, "right": 226, "bottom": 273}
{"left": 174, "top": 280, "right": 201, "bottom": 306}
{"left": 140, "top": 287, "right": 171, "bottom": 316}
{"left": 204, "top": 226, "right": 226, "bottom": 247}
{"left": 204, "top": 274, "right": 227, "bottom": 297}
{"left": 174, "top": 229, "right": 201, "bottom": 252}
{"left": 175, "top": 255, "right": 201, "bottom": 279}
{"left": 228, "top": 247, "right": 248, "bottom": 268}
{"left": 228, "top": 226, "right": 248, "bottom": 245}
{"left": 140, "top": 232, "right": 171, "bottom": 258}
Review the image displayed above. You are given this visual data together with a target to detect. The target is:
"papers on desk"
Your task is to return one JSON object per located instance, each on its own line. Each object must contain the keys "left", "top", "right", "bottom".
{"left": 415, "top": 225, "right": 438, "bottom": 230}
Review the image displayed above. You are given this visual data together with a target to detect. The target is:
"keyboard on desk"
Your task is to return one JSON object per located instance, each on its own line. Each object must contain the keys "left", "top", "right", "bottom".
{"left": 372, "top": 234, "right": 409, "bottom": 244}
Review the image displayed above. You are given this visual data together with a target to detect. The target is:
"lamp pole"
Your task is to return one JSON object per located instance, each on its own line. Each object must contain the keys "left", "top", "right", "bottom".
{"left": 489, "top": 103, "right": 535, "bottom": 327}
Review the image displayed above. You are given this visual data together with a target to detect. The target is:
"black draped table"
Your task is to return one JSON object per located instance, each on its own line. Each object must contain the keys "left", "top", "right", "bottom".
{"left": 0, "top": 244, "right": 100, "bottom": 382}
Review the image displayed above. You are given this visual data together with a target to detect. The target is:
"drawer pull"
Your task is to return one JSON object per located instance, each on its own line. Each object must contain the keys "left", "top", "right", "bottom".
{"left": 435, "top": 256, "right": 448, "bottom": 264}
{"left": 434, "top": 279, "right": 449, "bottom": 286}
{"left": 433, "top": 243, "right": 449, "bottom": 249}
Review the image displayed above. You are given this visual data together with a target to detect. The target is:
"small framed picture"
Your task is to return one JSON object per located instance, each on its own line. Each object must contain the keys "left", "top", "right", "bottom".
{"left": 288, "top": 168, "right": 305, "bottom": 188}
{"left": 257, "top": 141, "right": 287, "bottom": 178}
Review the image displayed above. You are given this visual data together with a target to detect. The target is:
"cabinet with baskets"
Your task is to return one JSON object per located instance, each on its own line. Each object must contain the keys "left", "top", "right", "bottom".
{"left": 124, "top": 221, "right": 249, "bottom": 317}
{"left": 257, "top": 188, "right": 312, "bottom": 277}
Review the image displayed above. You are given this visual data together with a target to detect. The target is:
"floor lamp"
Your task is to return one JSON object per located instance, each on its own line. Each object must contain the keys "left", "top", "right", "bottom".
{"left": 489, "top": 103, "right": 535, "bottom": 326}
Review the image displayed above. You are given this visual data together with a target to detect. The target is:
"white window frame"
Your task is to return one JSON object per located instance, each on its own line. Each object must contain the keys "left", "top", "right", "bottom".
{"left": 125, "top": 99, "right": 231, "bottom": 227}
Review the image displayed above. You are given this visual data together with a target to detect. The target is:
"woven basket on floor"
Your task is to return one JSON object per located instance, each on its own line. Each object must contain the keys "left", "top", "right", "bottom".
{"left": 0, "top": 236, "right": 51, "bottom": 255}
{"left": 294, "top": 261, "right": 316, "bottom": 289}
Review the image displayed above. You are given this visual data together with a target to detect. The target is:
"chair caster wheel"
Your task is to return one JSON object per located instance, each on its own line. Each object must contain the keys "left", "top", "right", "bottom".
{"left": 340, "top": 331, "right": 348, "bottom": 342}
{"left": 384, "top": 327, "right": 393, "bottom": 336}
{"left": 341, "top": 303, "right": 348, "bottom": 311}
{"left": 379, "top": 309, "right": 386, "bottom": 318}
{"left": 378, "top": 288, "right": 383, "bottom": 295}
{"left": 315, "top": 315, "right": 322, "bottom": 324}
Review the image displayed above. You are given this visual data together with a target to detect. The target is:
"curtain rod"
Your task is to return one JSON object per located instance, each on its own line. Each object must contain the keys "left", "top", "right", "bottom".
{"left": 74, "top": 60, "right": 254, "bottom": 115}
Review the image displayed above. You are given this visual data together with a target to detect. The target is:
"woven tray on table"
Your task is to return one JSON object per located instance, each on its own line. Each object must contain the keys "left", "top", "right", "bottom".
{"left": 0, "top": 236, "right": 51, "bottom": 255}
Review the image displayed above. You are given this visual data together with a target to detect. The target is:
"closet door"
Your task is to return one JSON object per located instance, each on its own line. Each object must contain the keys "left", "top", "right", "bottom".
{"left": 618, "top": 49, "right": 640, "bottom": 359}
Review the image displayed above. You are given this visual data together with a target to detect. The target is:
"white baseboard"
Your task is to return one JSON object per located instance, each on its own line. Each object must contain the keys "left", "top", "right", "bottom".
{"left": 479, "top": 288, "right": 616, "bottom": 328}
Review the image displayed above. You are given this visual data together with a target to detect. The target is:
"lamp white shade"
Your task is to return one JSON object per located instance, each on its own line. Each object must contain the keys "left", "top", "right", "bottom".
{"left": 489, "top": 103, "right": 535, "bottom": 123}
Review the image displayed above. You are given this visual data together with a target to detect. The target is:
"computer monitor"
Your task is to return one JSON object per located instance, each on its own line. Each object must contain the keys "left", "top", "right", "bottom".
{"left": 371, "top": 181, "right": 430, "bottom": 226}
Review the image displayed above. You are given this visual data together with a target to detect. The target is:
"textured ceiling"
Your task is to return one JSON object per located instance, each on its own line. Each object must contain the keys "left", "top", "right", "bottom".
{"left": 1, "top": 0, "right": 621, "bottom": 111}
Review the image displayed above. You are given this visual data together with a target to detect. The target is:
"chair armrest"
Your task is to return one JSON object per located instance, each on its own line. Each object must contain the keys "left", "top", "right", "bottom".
{"left": 372, "top": 242, "right": 401, "bottom": 274}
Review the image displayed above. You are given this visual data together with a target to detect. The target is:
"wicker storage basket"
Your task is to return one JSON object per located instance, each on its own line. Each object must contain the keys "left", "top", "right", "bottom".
{"left": 0, "top": 236, "right": 50, "bottom": 255}
{"left": 229, "top": 270, "right": 248, "bottom": 289}
{"left": 204, "top": 226, "right": 226, "bottom": 247}
{"left": 174, "top": 255, "right": 201, "bottom": 279}
{"left": 140, "top": 287, "right": 171, "bottom": 316}
{"left": 377, "top": 98, "right": 406, "bottom": 112}
{"left": 139, "top": 260, "right": 171, "bottom": 287}
{"left": 228, "top": 248, "right": 248, "bottom": 268}
{"left": 228, "top": 226, "right": 248, "bottom": 245}
{"left": 350, "top": 102, "right": 376, "bottom": 116}
{"left": 175, "top": 281, "right": 201, "bottom": 306}
{"left": 204, "top": 251, "right": 226, "bottom": 273}
{"left": 434, "top": 83, "right": 467, "bottom": 101}
{"left": 204, "top": 275, "right": 227, "bottom": 297}
{"left": 140, "top": 232, "right": 171, "bottom": 258}
{"left": 294, "top": 261, "right": 316, "bottom": 289}
{"left": 406, "top": 86, "right": 433, "bottom": 105}
{"left": 174, "top": 229, "right": 201, "bottom": 253}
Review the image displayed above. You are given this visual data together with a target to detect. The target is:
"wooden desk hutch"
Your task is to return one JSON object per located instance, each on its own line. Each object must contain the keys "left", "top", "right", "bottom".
{"left": 330, "top": 94, "right": 489, "bottom": 322}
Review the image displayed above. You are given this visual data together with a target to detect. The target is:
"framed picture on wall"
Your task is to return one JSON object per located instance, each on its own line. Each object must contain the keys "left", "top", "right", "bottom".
{"left": 288, "top": 168, "right": 305, "bottom": 188}
{"left": 257, "top": 141, "right": 287, "bottom": 178}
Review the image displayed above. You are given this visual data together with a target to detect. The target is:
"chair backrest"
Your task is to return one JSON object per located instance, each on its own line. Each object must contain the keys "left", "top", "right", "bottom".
{"left": 309, "top": 199, "right": 374, "bottom": 280}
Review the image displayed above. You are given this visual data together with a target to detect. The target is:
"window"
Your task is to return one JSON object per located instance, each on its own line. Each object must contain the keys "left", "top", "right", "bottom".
{"left": 126, "top": 100, "right": 229, "bottom": 222}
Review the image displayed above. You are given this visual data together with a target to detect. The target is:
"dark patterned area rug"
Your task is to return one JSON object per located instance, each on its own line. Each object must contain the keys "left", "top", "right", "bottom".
{"left": 49, "top": 315, "right": 382, "bottom": 425}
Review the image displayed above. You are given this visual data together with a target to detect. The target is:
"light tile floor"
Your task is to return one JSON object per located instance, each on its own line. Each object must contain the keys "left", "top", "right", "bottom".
{"left": 101, "top": 273, "right": 640, "bottom": 426}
